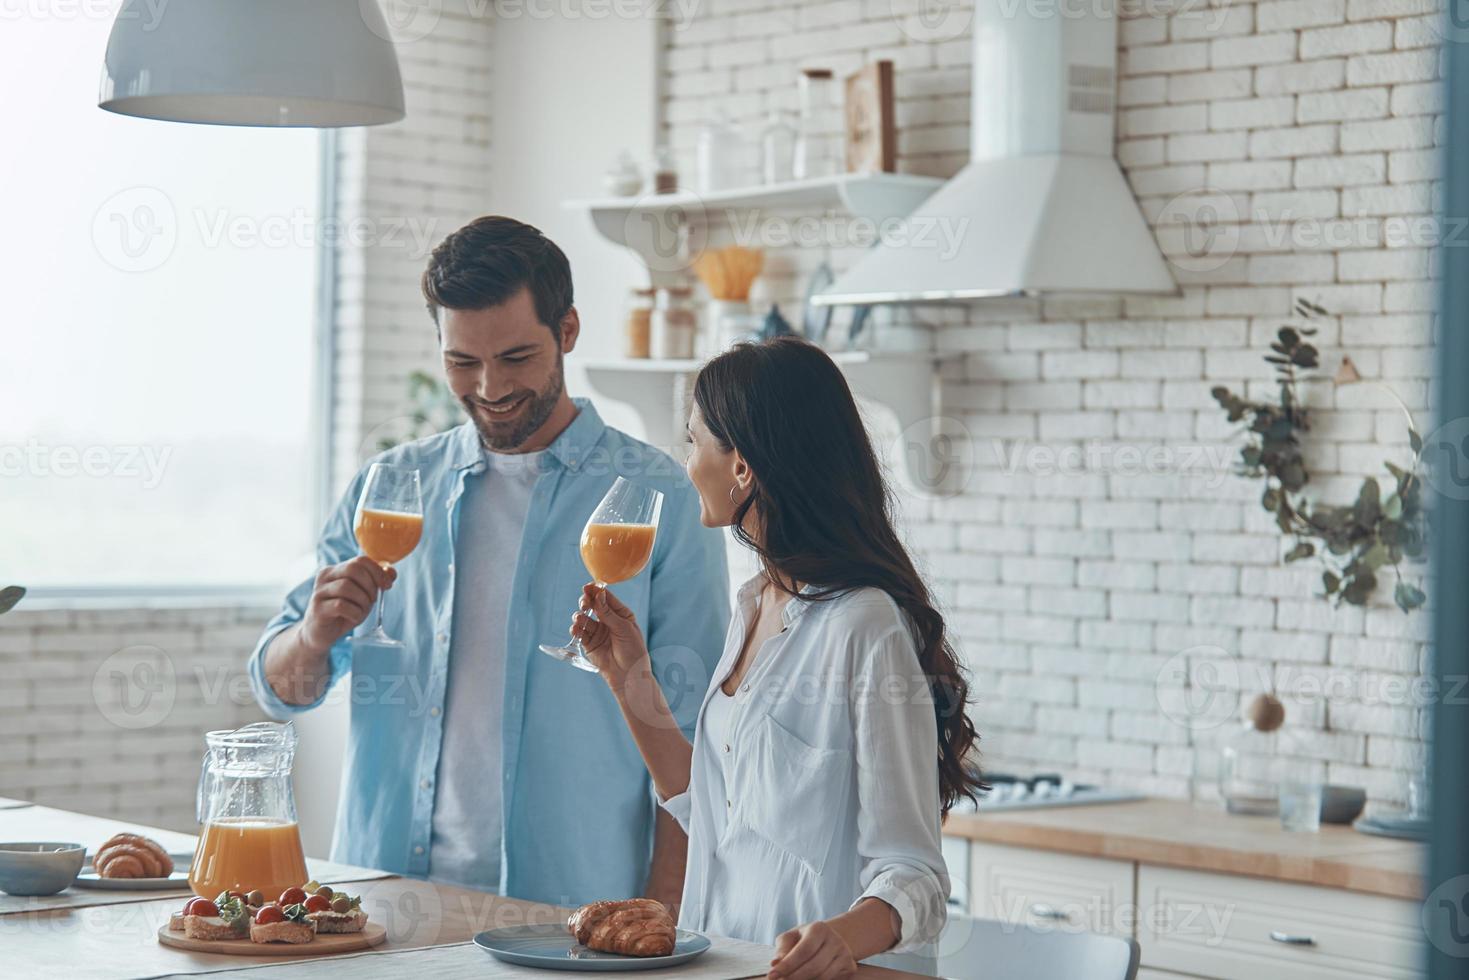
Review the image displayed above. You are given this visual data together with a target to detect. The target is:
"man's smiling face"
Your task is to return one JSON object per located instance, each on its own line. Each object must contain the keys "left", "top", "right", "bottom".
{"left": 440, "top": 286, "right": 577, "bottom": 453}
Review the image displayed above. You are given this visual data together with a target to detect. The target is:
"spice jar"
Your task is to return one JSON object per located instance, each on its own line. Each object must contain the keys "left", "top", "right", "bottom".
{"left": 623, "top": 287, "right": 655, "bottom": 359}
{"left": 650, "top": 287, "right": 696, "bottom": 359}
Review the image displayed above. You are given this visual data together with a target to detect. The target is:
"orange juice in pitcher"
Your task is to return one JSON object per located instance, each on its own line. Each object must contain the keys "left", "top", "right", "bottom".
{"left": 190, "top": 723, "right": 308, "bottom": 898}
{"left": 189, "top": 817, "right": 308, "bottom": 898}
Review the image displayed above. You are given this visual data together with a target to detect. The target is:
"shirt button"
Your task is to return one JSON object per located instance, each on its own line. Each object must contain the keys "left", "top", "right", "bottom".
{"left": 723, "top": 744, "right": 730, "bottom": 753}
{"left": 741, "top": 684, "right": 750, "bottom": 693}
{"left": 414, "top": 845, "right": 425, "bottom": 855}
{"left": 430, "top": 706, "right": 441, "bottom": 717}
{"left": 726, "top": 799, "right": 732, "bottom": 809}
{"left": 437, "top": 632, "right": 448, "bottom": 644}
{"left": 421, "top": 778, "right": 432, "bottom": 790}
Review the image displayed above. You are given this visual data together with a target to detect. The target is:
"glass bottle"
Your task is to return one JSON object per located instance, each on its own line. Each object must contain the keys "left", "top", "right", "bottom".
{"left": 761, "top": 110, "right": 796, "bottom": 184}
{"left": 1219, "top": 693, "right": 1284, "bottom": 815}
{"left": 793, "top": 68, "right": 840, "bottom": 180}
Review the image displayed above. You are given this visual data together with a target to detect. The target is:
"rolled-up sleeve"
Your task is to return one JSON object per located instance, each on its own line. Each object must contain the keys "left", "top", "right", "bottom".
{"left": 247, "top": 469, "right": 367, "bottom": 718}
{"left": 656, "top": 789, "right": 693, "bottom": 833}
{"left": 849, "top": 627, "right": 950, "bottom": 952}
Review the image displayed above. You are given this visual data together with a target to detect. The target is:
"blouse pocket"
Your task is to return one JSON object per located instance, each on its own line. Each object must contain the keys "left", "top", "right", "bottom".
{"left": 737, "top": 714, "right": 852, "bottom": 877}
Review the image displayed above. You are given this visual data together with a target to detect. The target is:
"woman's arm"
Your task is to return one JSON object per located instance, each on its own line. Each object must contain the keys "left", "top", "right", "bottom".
{"left": 844, "top": 626, "right": 950, "bottom": 951}
{"left": 572, "top": 585, "right": 696, "bottom": 803}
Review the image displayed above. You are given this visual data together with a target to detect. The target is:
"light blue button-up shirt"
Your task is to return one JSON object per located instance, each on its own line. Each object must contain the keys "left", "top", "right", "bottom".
{"left": 247, "top": 400, "right": 730, "bottom": 906}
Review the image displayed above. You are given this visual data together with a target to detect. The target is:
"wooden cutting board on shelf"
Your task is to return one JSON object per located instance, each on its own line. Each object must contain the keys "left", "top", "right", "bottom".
{"left": 156, "top": 921, "right": 386, "bottom": 956}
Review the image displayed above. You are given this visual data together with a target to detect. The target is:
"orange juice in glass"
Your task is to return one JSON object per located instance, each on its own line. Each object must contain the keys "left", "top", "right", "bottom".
{"left": 353, "top": 462, "right": 424, "bottom": 648}
{"left": 191, "top": 722, "right": 308, "bottom": 898}
{"left": 540, "top": 477, "right": 664, "bottom": 673}
{"left": 581, "top": 522, "right": 658, "bottom": 585}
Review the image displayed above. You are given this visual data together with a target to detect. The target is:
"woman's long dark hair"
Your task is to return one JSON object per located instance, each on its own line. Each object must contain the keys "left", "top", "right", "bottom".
{"left": 694, "top": 336, "right": 984, "bottom": 815}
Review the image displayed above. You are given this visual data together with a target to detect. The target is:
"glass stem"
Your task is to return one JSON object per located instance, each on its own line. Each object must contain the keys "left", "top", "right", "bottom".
{"left": 375, "top": 562, "right": 389, "bottom": 632}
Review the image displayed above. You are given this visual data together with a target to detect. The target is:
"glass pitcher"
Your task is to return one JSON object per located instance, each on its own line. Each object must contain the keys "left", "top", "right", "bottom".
{"left": 188, "top": 721, "right": 309, "bottom": 898}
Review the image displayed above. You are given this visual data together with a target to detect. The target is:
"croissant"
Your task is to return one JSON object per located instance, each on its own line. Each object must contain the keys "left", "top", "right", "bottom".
{"left": 94, "top": 833, "right": 173, "bottom": 878}
{"left": 567, "top": 899, "right": 676, "bottom": 957}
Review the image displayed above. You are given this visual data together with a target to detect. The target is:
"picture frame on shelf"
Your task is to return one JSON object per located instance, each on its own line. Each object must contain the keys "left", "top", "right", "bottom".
{"left": 845, "top": 60, "right": 895, "bottom": 174}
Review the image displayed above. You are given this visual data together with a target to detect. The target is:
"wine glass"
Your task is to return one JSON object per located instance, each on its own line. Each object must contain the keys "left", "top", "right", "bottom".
{"left": 352, "top": 462, "right": 424, "bottom": 648}
{"left": 540, "top": 477, "right": 664, "bottom": 673}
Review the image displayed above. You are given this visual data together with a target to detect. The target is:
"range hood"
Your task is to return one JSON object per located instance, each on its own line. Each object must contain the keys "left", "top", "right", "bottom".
{"left": 814, "top": 0, "right": 1177, "bottom": 305}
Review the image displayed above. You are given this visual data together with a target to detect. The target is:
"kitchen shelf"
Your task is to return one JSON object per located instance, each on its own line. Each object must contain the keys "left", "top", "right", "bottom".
{"left": 564, "top": 173, "right": 943, "bottom": 289}
{"left": 582, "top": 349, "right": 958, "bottom": 492}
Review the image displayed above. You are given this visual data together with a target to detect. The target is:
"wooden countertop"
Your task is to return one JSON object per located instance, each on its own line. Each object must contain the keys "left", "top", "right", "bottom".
{"left": 943, "top": 799, "right": 1426, "bottom": 900}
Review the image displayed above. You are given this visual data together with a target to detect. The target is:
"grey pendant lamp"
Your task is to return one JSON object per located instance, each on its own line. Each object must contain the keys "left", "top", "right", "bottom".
{"left": 99, "top": 0, "right": 406, "bottom": 127}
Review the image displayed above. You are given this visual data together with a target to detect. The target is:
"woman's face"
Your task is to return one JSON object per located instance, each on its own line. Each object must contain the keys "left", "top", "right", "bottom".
{"left": 684, "top": 404, "right": 744, "bottom": 528}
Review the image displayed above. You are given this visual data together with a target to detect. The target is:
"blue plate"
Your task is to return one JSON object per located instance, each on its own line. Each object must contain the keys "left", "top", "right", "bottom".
{"left": 473, "top": 924, "right": 712, "bottom": 971}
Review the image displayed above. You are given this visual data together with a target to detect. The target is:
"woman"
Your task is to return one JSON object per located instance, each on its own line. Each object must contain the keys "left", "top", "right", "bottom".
{"left": 570, "top": 337, "right": 984, "bottom": 979}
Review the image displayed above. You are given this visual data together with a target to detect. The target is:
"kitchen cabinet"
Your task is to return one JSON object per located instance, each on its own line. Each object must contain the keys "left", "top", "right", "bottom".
{"left": 968, "top": 841, "right": 1135, "bottom": 936}
{"left": 947, "top": 800, "right": 1427, "bottom": 980}
{"left": 1137, "top": 865, "right": 1421, "bottom": 980}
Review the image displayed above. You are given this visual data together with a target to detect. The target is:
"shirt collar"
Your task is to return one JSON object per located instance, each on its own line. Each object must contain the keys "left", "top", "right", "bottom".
{"left": 737, "top": 572, "right": 821, "bottom": 628}
{"left": 447, "top": 398, "right": 607, "bottom": 473}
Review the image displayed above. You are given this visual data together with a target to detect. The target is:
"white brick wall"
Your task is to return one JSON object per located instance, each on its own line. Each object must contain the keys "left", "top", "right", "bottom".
{"left": 0, "top": 604, "right": 273, "bottom": 831}
{"left": 662, "top": 0, "right": 1440, "bottom": 806}
{"left": 330, "top": 0, "right": 496, "bottom": 490}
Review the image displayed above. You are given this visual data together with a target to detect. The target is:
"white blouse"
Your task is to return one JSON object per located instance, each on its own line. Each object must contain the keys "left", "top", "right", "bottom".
{"left": 660, "top": 574, "right": 950, "bottom": 954}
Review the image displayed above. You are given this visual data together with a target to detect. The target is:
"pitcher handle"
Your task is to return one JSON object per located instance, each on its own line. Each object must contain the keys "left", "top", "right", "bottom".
{"left": 196, "top": 750, "right": 212, "bottom": 825}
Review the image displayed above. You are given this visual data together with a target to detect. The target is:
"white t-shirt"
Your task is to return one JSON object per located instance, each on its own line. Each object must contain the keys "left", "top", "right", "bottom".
{"left": 427, "top": 448, "right": 544, "bottom": 891}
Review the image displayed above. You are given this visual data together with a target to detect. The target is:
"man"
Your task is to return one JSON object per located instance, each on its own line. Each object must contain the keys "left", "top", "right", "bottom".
{"left": 248, "top": 215, "right": 729, "bottom": 908}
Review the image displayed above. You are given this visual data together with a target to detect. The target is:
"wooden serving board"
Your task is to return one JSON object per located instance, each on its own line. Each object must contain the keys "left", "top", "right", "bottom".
{"left": 156, "top": 921, "right": 386, "bottom": 956}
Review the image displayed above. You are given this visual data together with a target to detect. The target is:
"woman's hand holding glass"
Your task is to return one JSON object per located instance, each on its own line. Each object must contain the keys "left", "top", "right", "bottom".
{"left": 570, "top": 584, "right": 651, "bottom": 694}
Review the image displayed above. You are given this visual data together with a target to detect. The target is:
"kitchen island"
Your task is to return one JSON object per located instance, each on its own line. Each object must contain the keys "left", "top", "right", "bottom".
{"left": 1, "top": 802, "right": 933, "bottom": 980}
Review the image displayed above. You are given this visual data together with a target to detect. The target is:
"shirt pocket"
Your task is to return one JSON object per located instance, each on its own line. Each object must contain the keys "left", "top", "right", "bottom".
{"left": 736, "top": 714, "right": 852, "bottom": 877}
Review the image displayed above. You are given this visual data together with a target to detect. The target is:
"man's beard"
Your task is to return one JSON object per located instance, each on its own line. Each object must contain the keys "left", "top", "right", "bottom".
{"left": 463, "top": 354, "right": 566, "bottom": 452}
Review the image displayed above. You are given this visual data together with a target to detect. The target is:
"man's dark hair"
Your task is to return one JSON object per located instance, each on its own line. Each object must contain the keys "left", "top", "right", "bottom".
{"left": 421, "top": 215, "right": 574, "bottom": 338}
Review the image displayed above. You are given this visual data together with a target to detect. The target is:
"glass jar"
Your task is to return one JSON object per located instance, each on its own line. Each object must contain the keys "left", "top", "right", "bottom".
{"left": 652, "top": 144, "right": 678, "bottom": 195}
{"left": 624, "top": 287, "right": 655, "bottom": 358}
{"left": 761, "top": 110, "right": 796, "bottom": 184}
{"left": 650, "top": 287, "right": 696, "bottom": 359}
{"left": 696, "top": 119, "right": 745, "bottom": 193}
{"left": 190, "top": 721, "right": 308, "bottom": 898}
{"left": 793, "top": 68, "right": 840, "bottom": 180}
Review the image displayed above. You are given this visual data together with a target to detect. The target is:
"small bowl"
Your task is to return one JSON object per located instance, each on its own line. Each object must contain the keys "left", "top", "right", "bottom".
{"left": 0, "top": 842, "right": 86, "bottom": 896}
{"left": 1320, "top": 785, "right": 1368, "bottom": 825}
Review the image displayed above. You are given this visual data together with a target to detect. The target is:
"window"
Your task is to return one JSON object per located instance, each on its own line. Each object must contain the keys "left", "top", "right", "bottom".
{"left": 1, "top": 12, "right": 322, "bottom": 590}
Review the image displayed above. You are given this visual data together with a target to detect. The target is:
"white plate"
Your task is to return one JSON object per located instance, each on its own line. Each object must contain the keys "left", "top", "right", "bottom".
{"left": 74, "top": 853, "right": 193, "bottom": 890}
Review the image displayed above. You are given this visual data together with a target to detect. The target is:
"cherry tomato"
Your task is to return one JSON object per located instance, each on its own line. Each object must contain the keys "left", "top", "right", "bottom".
{"left": 303, "top": 894, "right": 331, "bottom": 913}
{"left": 183, "top": 898, "right": 218, "bottom": 917}
{"left": 255, "top": 903, "right": 285, "bottom": 925}
{"left": 278, "top": 886, "right": 307, "bottom": 906}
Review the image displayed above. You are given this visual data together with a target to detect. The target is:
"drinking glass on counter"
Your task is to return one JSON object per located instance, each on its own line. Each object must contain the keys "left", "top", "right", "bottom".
{"left": 540, "top": 477, "right": 664, "bottom": 673}
{"left": 352, "top": 462, "right": 424, "bottom": 648}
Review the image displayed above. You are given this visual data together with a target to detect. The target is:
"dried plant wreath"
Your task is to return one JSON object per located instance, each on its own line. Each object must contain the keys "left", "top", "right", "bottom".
{"left": 1211, "top": 300, "right": 1428, "bottom": 613}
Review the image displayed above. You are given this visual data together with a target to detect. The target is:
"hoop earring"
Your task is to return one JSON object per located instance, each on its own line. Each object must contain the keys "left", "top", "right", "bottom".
{"left": 729, "top": 485, "right": 742, "bottom": 506}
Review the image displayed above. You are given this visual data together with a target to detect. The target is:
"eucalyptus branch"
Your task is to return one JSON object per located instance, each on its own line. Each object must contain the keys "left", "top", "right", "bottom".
{"left": 1210, "top": 300, "right": 1428, "bottom": 613}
